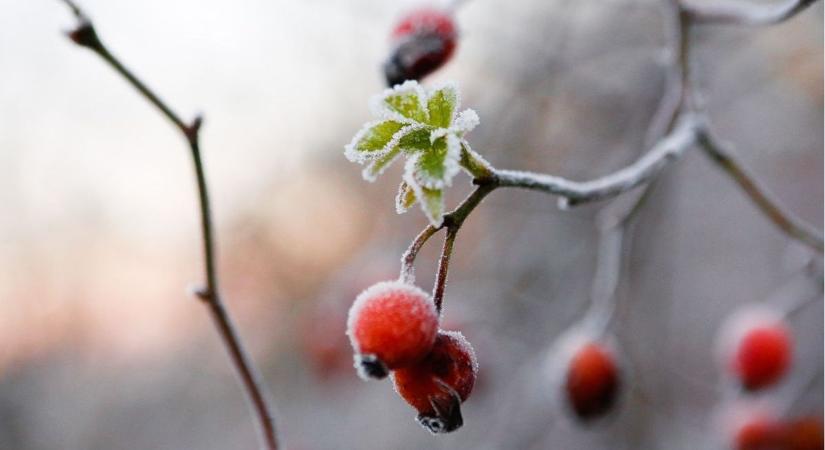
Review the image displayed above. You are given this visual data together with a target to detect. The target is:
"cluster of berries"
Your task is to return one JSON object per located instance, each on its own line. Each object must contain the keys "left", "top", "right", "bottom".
{"left": 715, "top": 306, "right": 822, "bottom": 450}
{"left": 346, "top": 281, "right": 477, "bottom": 433}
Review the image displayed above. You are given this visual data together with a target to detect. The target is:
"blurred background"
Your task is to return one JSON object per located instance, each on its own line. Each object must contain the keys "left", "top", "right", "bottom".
{"left": 0, "top": 0, "right": 822, "bottom": 448}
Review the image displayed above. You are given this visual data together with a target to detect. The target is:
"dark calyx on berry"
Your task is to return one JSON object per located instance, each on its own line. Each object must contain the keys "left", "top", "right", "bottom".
{"left": 384, "top": 33, "right": 454, "bottom": 87}
{"left": 354, "top": 353, "right": 389, "bottom": 380}
{"left": 417, "top": 379, "right": 464, "bottom": 434}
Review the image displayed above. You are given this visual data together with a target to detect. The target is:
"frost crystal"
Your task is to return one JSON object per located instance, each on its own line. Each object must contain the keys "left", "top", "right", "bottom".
{"left": 344, "top": 80, "right": 484, "bottom": 226}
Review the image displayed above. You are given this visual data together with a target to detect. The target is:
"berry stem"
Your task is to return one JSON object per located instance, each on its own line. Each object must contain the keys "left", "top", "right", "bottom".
{"left": 432, "top": 226, "right": 458, "bottom": 314}
{"left": 58, "top": 2, "right": 279, "bottom": 449}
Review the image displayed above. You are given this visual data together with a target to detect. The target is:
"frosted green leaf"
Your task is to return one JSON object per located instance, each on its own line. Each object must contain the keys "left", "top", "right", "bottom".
{"left": 363, "top": 146, "right": 403, "bottom": 182}
{"left": 426, "top": 83, "right": 458, "bottom": 128}
{"left": 459, "top": 141, "right": 494, "bottom": 179}
{"left": 409, "top": 134, "right": 462, "bottom": 189}
{"left": 344, "top": 120, "right": 404, "bottom": 163}
{"left": 395, "top": 181, "right": 417, "bottom": 214}
{"left": 405, "top": 172, "right": 444, "bottom": 227}
{"left": 377, "top": 80, "right": 429, "bottom": 123}
{"left": 398, "top": 127, "right": 433, "bottom": 152}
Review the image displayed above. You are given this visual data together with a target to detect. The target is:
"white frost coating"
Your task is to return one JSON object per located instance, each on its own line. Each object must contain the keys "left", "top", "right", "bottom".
{"left": 542, "top": 326, "right": 623, "bottom": 425}
{"left": 345, "top": 280, "right": 436, "bottom": 353}
{"left": 428, "top": 80, "right": 461, "bottom": 120}
{"left": 408, "top": 133, "right": 462, "bottom": 190}
{"left": 370, "top": 79, "right": 430, "bottom": 123}
{"left": 395, "top": 181, "right": 414, "bottom": 214}
{"left": 452, "top": 109, "right": 479, "bottom": 134}
{"left": 344, "top": 119, "right": 402, "bottom": 164}
{"left": 714, "top": 304, "right": 787, "bottom": 374}
{"left": 404, "top": 169, "right": 444, "bottom": 227}
{"left": 360, "top": 124, "right": 428, "bottom": 182}
{"left": 440, "top": 330, "right": 479, "bottom": 378}
{"left": 459, "top": 141, "right": 493, "bottom": 175}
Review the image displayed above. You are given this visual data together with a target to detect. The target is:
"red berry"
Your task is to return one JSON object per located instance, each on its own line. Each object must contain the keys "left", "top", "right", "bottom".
{"left": 346, "top": 281, "right": 438, "bottom": 380}
{"left": 384, "top": 8, "right": 457, "bottom": 87}
{"left": 392, "top": 330, "right": 477, "bottom": 433}
{"left": 717, "top": 307, "right": 793, "bottom": 392}
{"left": 735, "top": 416, "right": 783, "bottom": 450}
{"left": 783, "top": 417, "right": 824, "bottom": 450}
{"left": 734, "top": 323, "right": 792, "bottom": 391}
{"left": 564, "top": 341, "right": 621, "bottom": 421}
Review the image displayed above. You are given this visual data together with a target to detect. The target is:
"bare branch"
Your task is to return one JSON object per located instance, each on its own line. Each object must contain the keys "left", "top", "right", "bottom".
{"left": 432, "top": 227, "right": 458, "bottom": 314}
{"left": 696, "top": 127, "right": 824, "bottom": 253}
{"left": 682, "top": 0, "right": 818, "bottom": 25}
{"left": 58, "top": 2, "right": 279, "bottom": 449}
{"left": 494, "top": 115, "right": 700, "bottom": 208}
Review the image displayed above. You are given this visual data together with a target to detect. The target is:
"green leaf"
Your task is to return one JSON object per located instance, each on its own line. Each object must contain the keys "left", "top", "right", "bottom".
{"left": 426, "top": 84, "right": 458, "bottom": 128}
{"left": 405, "top": 173, "right": 444, "bottom": 226}
{"left": 459, "top": 141, "right": 494, "bottom": 179}
{"left": 397, "top": 127, "right": 432, "bottom": 152}
{"left": 395, "top": 181, "right": 417, "bottom": 214}
{"left": 345, "top": 120, "right": 404, "bottom": 162}
{"left": 418, "top": 187, "right": 443, "bottom": 227}
{"left": 379, "top": 81, "right": 429, "bottom": 123}
{"left": 409, "top": 134, "right": 461, "bottom": 189}
{"left": 362, "top": 145, "right": 403, "bottom": 182}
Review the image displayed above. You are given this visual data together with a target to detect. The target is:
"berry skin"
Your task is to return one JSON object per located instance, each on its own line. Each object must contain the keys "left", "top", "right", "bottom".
{"left": 392, "top": 330, "right": 478, "bottom": 434}
{"left": 734, "top": 416, "right": 782, "bottom": 450}
{"left": 564, "top": 341, "right": 621, "bottom": 421}
{"left": 733, "top": 322, "right": 793, "bottom": 392}
{"left": 717, "top": 306, "right": 794, "bottom": 392}
{"left": 346, "top": 281, "right": 438, "bottom": 380}
{"left": 383, "top": 8, "right": 457, "bottom": 87}
{"left": 783, "top": 417, "right": 824, "bottom": 450}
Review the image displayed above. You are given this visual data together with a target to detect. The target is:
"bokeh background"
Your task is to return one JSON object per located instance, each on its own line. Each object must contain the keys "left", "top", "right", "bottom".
{"left": 0, "top": 0, "right": 822, "bottom": 449}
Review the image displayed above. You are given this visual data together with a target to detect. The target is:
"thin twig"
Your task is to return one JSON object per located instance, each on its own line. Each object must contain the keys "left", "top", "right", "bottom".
{"left": 696, "top": 127, "right": 824, "bottom": 253}
{"left": 58, "top": 2, "right": 278, "bottom": 449}
{"left": 682, "top": 0, "right": 818, "bottom": 25}
{"left": 494, "top": 115, "right": 700, "bottom": 208}
{"left": 432, "top": 226, "right": 458, "bottom": 313}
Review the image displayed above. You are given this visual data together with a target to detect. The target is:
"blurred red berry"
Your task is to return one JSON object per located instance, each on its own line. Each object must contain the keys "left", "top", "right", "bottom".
{"left": 392, "top": 330, "right": 477, "bottom": 433}
{"left": 384, "top": 8, "right": 457, "bottom": 87}
{"left": 346, "top": 281, "right": 438, "bottom": 380}
{"left": 733, "top": 323, "right": 792, "bottom": 391}
{"left": 735, "top": 416, "right": 783, "bottom": 450}
{"left": 564, "top": 341, "right": 620, "bottom": 421}
{"left": 783, "top": 417, "right": 824, "bottom": 450}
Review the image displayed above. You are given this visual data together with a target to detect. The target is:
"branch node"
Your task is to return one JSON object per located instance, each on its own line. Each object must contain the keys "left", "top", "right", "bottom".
{"left": 66, "top": 21, "right": 101, "bottom": 50}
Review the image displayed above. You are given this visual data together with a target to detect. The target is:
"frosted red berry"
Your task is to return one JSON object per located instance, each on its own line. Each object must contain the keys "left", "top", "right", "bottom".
{"left": 392, "top": 330, "right": 478, "bottom": 433}
{"left": 346, "top": 281, "right": 438, "bottom": 380}
{"left": 733, "top": 322, "right": 792, "bottom": 391}
{"left": 564, "top": 341, "right": 621, "bottom": 421}
{"left": 384, "top": 8, "right": 458, "bottom": 87}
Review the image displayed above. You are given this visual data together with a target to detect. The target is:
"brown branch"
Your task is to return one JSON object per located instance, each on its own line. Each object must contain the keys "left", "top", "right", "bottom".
{"left": 58, "top": 2, "right": 278, "bottom": 449}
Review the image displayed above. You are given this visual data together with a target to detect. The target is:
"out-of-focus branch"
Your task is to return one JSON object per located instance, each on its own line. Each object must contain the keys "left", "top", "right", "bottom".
{"left": 696, "top": 127, "right": 824, "bottom": 253}
{"left": 494, "top": 115, "right": 700, "bottom": 208}
{"left": 58, "top": 2, "right": 278, "bottom": 449}
{"left": 682, "top": 0, "right": 818, "bottom": 25}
